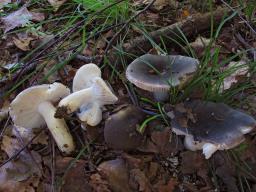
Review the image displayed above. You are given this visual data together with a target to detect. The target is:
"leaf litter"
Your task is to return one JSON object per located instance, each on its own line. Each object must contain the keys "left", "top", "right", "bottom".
{"left": 0, "top": 0, "right": 256, "bottom": 191}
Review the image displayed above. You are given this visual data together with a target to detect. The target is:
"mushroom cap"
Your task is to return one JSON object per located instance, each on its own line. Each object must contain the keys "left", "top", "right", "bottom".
{"left": 104, "top": 105, "right": 146, "bottom": 150}
{"left": 73, "top": 63, "right": 101, "bottom": 92}
{"left": 171, "top": 100, "right": 256, "bottom": 149}
{"left": 10, "top": 83, "right": 70, "bottom": 129}
{"left": 126, "top": 54, "right": 199, "bottom": 92}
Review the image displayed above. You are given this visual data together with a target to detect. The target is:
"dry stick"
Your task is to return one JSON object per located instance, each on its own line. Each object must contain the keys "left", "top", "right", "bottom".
{"left": 220, "top": 0, "right": 256, "bottom": 37}
{"left": 13, "top": 125, "right": 43, "bottom": 175}
{"left": 0, "top": 129, "right": 43, "bottom": 168}
{"left": 235, "top": 33, "right": 256, "bottom": 61}
{"left": 103, "top": 0, "right": 157, "bottom": 58}
{"left": 122, "top": 7, "right": 230, "bottom": 59}
{"left": 0, "top": 1, "right": 126, "bottom": 88}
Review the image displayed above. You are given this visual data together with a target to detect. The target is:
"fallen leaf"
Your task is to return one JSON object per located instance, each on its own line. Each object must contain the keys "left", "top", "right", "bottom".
{"left": 55, "top": 158, "right": 92, "bottom": 192}
{"left": 13, "top": 35, "right": 34, "bottom": 51}
{"left": 90, "top": 173, "right": 111, "bottom": 192}
{"left": 156, "top": 178, "right": 178, "bottom": 192}
{"left": 222, "top": 61, "right": 249, "bottom": 91}
{"left": 98, "top": 159, "right": 132, "bottom": 192}
{"left": 48, "top": 0, "right": 67, "bottom": 11}
{"left": 129, "top": 169, "right": 152, "bottom": 192}
{"left": 180, "top": 151, "right": 207, "bottom": 175}
{"left": 2, "top": 7, "right": 45, "bottom": 33}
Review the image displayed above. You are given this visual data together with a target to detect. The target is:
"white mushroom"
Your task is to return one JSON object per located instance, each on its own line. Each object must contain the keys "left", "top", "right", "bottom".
{"left": 58, "top": 64, "right": 118, "bottom": 126}
{"left": 9, "top": 83, "right": 75, "bottom": 154}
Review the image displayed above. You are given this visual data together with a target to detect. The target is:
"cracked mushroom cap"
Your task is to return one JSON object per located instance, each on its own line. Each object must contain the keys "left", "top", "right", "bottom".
{"left": 126, "top": 54, "right": 199, "bottom": 92}
{"left": 171, "top": 100, "right": 256, "bottom": 149}
{"left": 10, "top": 83, "right": 70, "bottom": 128}
{"left": 73, "top": 63, "right": 101, "bottom": 92}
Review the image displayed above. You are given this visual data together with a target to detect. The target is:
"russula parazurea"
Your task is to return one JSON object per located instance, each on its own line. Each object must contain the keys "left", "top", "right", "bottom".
{"left": 58, "top": 64, "right": 118, "bottom": 126}
{"left": 104, "top": 105, "right": 146, "bottom": 150}
{"left": 9, "top": 83, "right": 75, "bottom": 154}
{"left": 171, "top": 100, "right": 256, "bottom": 159}
{"left": 126, "top": 54, "right": 199, "bottom": 101}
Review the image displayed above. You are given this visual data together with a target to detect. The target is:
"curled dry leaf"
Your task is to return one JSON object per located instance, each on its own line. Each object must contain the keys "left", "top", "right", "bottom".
{"left": 48, "top": 0, "right": 67, "bottom": 11}
{"left": 13, "top": 33, "right": 34, "bottom": 51}
{"left": 222, "top": 61, "right": 249, "bottom": 91}
{"left": 2, "top": 7, "right": 45, "bottom": 33}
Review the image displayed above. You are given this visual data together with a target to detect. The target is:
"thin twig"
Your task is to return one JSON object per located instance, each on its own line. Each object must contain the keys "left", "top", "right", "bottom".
{"left": 220, "top": 0, "right": 256, "bottom": 36}
{"left": 0, "top": 129, "right": 43, "bottom": 168}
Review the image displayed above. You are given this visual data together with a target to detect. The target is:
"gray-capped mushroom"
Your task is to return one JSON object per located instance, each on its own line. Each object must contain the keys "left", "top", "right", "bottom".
{"left": 9, "top": 83, "right": 75, "bottom": 154}
{"left": 171, "top": 100, "right": 256, "bottom": 159}
{"left": 58, "top": 64, "right": 118, "bottom": 126}
{"left": 104, "top": 105, "right": 146, "bottom": 150}
{"left": 126, "top": 54, "right": 199, "bottom": 101}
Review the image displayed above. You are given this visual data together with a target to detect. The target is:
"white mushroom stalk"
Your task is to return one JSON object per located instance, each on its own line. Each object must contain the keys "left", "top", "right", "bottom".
{"left": 38, "top": 101, "right": 75, "bottom": 153}
{"left": 58, "top": 77, "right": 118, "bottom": 123}
{"left": 9, "top": 83, "right": 75, "bottom": 154}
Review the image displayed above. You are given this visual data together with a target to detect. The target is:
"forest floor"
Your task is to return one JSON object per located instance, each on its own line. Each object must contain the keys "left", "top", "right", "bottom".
{"left": 0, "top": 0, "right": 256, "bottom": 191}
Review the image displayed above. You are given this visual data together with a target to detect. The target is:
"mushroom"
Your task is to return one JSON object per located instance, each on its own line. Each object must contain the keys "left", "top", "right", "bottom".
{"left": 58, "top": 64, "right": 118, "bottom": 126}
{"left": 171, "top": 100, "right": 256, "bottom": 159}
{"left": 126, "top": 54, "right": 199, "bottom": 101}
{"left": 104, "top": 105, "right": 146, "bottom": 150}
{"left": 9, "top": 82, "right": 75, "bottom": 154}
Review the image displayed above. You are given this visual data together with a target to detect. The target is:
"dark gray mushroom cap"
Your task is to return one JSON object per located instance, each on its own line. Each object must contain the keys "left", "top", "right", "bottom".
{"left": 104, "top": 105, "right": 146, "bottom": 150}
{"left": 126, "top": 54, "right": 199, "bottom": 92}
{"left": 171, "top": 100, "right": 256, "bottom": 149}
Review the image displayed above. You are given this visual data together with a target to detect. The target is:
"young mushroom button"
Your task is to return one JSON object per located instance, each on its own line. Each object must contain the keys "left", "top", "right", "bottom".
{"left": 58, "top": 64, "right": 118, "bottom": 126}
{"left": 171, "top": 100, "right": 256, "bottom": 159}
{"left": 126, "top": 54, "right": 199, "bottom": 101}
{"left": 9, "top": 83, "right": 75, "bottom": 154}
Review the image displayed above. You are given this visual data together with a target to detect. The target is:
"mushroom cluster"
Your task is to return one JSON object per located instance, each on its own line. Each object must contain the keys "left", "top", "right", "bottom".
{"left": 9, "top": 63, "right": 118, "bottom": 154}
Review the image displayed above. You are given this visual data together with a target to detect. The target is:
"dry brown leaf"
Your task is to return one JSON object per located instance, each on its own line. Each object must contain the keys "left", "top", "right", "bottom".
{"left": 98, "top": 159, "right": 132, "bottom": 192}
{"left": 129, "top": 169, "right": 152, "bottom": 192}
{"left": 13, "top": 36, "right": 33, "bottom": 51}
{"left": 2, "top": 7, "right": 45, "bottom": 33}
{"left": 55, "top": 158, "right": 92, "bottom": 192}
{"left": 156, "top": 178, "right": 178, "bottom": 192}
{"left": 48, "top": 0, "right": 67, "bottom": 11}
{"left": 222, "top": 61, "right": 248, "bottom": 91}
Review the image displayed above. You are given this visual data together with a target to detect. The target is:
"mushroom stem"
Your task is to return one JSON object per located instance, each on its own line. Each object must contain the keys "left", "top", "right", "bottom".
{"left": 184, "top": 135, "right": 204, "bottom": 151}
{"left": 58, "top": 87, "right": 94, "bottom": 113}
{"left": 38, "top": 101, "right": 75, "bottom": 153}
{"left": 202, "top": 143, "right": 219, "bottom": 159}
{"left": 153, "top": 91, "right": 169, "bottom": 102}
